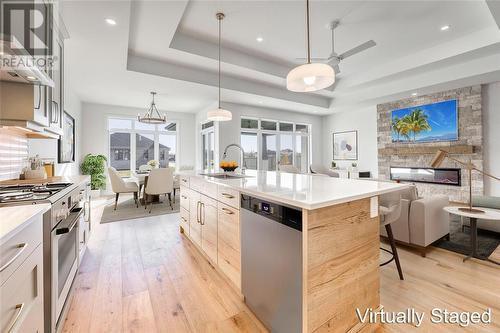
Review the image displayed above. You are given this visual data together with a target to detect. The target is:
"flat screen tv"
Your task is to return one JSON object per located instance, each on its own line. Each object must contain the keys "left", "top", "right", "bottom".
{"left": 391, "top": 99, "right": 458, "bottom": 143}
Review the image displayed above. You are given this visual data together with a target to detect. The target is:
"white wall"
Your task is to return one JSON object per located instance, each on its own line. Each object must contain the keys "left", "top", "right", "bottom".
{"left": 81, "top": 102, "right": 196, "bottom": 168}
{"left": 195, "top": 102, "right": 323, "bottom": 170}
{"left": 483, "top": 82, "right": 500, "bottom": 196}
{"left": 28, "top": 90, "right": 83, "bottom": 177}
{"left": 321, "top": 106, "right": 379, "bottom": 176}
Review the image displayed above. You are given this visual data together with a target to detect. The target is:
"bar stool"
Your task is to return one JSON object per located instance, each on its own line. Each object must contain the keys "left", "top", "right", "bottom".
{"left": 379, "top": 192, "right": 404, "bottom": 280}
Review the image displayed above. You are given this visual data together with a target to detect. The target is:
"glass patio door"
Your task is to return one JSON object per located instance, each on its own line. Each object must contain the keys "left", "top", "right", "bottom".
{"left": 202, "top": 130, "right": 215, "bottom": 171}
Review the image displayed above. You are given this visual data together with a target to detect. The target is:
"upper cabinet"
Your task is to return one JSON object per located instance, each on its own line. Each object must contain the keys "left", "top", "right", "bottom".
{"left": 46, "top": 18, "right": 65, "bottom": 136}
{"left": 0, "top": 0, "right": 67, "bottom": 138}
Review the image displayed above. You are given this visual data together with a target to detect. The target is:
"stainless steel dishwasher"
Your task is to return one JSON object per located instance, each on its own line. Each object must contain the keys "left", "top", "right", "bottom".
{"left": 240, "top": 194, "right": 302, "bottom": 333}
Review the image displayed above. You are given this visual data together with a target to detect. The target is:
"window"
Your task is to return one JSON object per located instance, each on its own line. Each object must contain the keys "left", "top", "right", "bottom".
{"left": 201, "top": 121, "right": 215, "bottom": 170}
{"left": 240, "top": 118, "right": 311, "bottom": 172}
{"left": 108, "top": 118, "right": 178, "bottom": 176}
{"left": 241, "top": 132, "right": 258, "bottom": 170}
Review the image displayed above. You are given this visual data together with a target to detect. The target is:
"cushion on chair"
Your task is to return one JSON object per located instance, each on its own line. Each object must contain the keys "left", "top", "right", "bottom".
{"left": 401, "top": 185, "right": 418, "bottom": 201}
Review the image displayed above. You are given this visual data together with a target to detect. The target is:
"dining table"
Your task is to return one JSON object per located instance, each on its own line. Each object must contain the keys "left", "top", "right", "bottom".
{"left": 133, "top": 169, "right": 180, "bottom": 205}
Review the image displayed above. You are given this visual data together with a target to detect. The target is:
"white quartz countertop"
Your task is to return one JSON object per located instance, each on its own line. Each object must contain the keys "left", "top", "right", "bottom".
{"left": 181, "top": 170, "right": 409, "bottom": 210}
{"left": 0, "top": 203, "right": 50, "bottom": 243}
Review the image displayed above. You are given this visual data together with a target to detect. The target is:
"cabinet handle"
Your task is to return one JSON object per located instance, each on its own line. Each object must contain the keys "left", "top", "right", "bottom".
{"left": 5, "top": 303, "right": 24, "bottom": 333}
{"left": 0, "top": 243, "right": 28, "bottom": 272}
{"left": 221, "top": 207, "right": 234, "bottom": 215}
{"left": 201, "top": 203, "right": 205, "bottom": 225}
{"left": 221, "top": 193, "right": 235, "bottom": 199}
{"left": 51, "top": 101, "right": 59, "bottom": 123}
{"left": 181, "top": 195, "right": 188, "bottom": 199}
{"left": 182, "top": 179, "right": 188, "bottom": 183}
{"left": 197, "top": 201, "right": 201, "bottom": 224}
{"left": 34, "top": 85, "right": 42, "bottom": 110}
{"left": 181, "top": 217, "right": 187, "bottom": 223}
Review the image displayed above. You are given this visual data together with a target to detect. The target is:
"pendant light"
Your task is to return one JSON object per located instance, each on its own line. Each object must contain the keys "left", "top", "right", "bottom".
{"left": 207, "top": 12, "right": 232, "bottom": 122}
{"left": 138, "top": 92, "right": 167, "bottom": 124}
{"left": 286, "top": 0, "right": 335, "bottom": 92}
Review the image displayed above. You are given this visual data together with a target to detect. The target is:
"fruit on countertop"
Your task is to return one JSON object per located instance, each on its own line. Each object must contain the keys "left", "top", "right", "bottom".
{"left": 220, "top": 161, "right": 238, "bottom": 169}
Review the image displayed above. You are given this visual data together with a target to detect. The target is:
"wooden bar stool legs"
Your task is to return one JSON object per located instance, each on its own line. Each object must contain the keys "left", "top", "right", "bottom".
{"left": 380, "top": 223, "right": 404, "bottom": 280}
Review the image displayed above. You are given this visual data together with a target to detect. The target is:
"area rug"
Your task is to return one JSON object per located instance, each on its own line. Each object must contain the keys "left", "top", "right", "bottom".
{"left": 100, "top": 195, "right": 180, "bottom": 224}
{"left": 433, "top": 215, "right": 500, "bottom": 258}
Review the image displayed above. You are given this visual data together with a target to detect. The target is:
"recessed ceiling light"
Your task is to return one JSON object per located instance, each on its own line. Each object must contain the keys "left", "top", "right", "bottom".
{"left": 440, "top": 25, "right": 450, "bottom": 31}
{"left": 411, "top": 92, "right": 418, "bottom": 96}
{"left": 26, "top": 76, "right": 37, "bottom": 81}
{"left": 258, "top": 101, "right": 263, "bottom": 104}
{"left": 105, "top": 18, "right": 117, "bottom": 26}
{"left": 256, "top": 37, "right": 263, "bottom": 43}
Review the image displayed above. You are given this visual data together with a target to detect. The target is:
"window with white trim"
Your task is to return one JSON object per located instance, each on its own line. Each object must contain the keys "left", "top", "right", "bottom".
{"left": 108, "top": 118, "right": 178, "bottom": 177}
{"left": 240, "top": 117, "right": 311, "bottom": 172}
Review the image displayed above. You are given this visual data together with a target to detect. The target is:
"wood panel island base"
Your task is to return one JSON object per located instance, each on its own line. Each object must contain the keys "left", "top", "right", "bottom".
{"left": 178, "top": 171, "right": 407, "bottom": 333}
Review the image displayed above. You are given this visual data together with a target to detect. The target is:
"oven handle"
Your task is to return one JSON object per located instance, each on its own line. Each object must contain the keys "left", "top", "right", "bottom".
{"left": 55, "top": 208, "right": 83, "bottom": 235}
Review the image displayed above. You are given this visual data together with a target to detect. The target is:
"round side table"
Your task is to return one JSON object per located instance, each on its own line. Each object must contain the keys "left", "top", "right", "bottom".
{"left": 444, "top": 206, "right": 500, "bottom": 265}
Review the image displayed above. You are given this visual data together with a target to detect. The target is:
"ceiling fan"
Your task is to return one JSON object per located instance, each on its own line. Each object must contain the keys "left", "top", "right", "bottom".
{"left": 297, "top": 20, "right": 376, "bottom": 74}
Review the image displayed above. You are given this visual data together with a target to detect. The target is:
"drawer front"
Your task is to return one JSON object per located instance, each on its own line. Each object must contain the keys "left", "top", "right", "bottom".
{"left": 217, "top": 202, "right": 241, "bottom": 290}
{"left": 179, "top": 175, "right": 190, "bottom": 188}
{"left": 217, "top": 186, "right": 240, "bottom": 209}
{"left": 0, "top": 244, "right": 43, "bottom": 333}
{"left": 0, "top": 214, "right": 43, "bottom": 285}
{"left": 190, "top": 177, "right": 218, "bottom": 199}
{"left": 180, "top": 186, "right": 190, "bottom": 211}
{"left": 180, "top": 207, "right": 190, "bottom": 236}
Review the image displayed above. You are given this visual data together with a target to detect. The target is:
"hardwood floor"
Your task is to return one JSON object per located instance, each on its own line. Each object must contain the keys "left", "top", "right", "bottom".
{"left": 62, "top": 195, "right": 500, "bottom": 332}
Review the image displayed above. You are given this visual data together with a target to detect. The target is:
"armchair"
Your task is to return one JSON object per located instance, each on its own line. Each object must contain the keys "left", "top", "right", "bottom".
{"left": 381, "top": 185, "right": 450, "bottom": 256}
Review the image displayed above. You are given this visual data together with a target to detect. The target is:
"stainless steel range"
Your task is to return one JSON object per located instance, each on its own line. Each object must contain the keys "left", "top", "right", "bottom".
{"left": 0, "top": 181, "right": 91, "bottom": 332}
{"left": 0, "top": 183, "right": 73, "bottom": 204}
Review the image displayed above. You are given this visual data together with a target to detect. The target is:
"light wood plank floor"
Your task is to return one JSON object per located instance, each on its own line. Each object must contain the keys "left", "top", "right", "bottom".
{"left": 63, "top": 196, "right": 500, "bottom": 333}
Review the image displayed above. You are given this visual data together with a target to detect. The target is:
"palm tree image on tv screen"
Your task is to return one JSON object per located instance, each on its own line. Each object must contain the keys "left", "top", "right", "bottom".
{"left": 391, "top": 99, "right": 458, "bottom": 143}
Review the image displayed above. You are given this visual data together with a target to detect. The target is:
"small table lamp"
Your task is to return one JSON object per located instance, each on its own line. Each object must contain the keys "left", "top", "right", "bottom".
{"left": 431, "top": 149, "right": 500, "bottom": 213}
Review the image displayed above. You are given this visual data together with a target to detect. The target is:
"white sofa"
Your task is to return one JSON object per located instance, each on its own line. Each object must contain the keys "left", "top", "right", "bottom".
{"left": 380, "top": 185, "right": 450, "bottom": 256}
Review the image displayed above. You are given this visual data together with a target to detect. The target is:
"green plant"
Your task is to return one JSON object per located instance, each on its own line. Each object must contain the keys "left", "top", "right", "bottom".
{"left": 81, "top": 154, "right": 107, "bottom": 190}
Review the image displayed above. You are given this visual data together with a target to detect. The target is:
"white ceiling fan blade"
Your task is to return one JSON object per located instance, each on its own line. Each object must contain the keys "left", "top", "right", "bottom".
{"left": 339, "top": 40, "right": 376, "bottom": 60}
{"left": 295, "top": 57, "right": 329, "bottom": 61}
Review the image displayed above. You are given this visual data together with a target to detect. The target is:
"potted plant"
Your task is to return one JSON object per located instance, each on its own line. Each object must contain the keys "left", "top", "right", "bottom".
{"left": 147, "top": 159, "right": 159, "bottom": 169}
{"left": 81, "top": 154, "right": 107, "bottom": 198}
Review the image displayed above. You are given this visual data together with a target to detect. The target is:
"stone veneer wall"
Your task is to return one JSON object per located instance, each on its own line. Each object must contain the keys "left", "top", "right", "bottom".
{"left": 377, "top": 85, "right": 483, "bottom": 202}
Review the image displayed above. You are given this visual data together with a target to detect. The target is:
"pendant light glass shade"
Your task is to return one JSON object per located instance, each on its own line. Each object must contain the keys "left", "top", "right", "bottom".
{"left": 286, "top": 63, "right": 335, "bottom": 92}
{"left": 207, "top": 108, "right": 232, "bottom": 121}
{"left": 287, "top": 0, "right": 335, "bottom": 92}
{"left": 138, "top": 92, "right": 167, "bottom": 124}
{"left": 207, "top": 12, "right": 232, "bottom": 122}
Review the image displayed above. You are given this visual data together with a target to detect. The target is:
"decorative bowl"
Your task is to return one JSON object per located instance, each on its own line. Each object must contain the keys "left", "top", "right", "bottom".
{"left": 221, "top": 166, "right": 238, "bottom": 172}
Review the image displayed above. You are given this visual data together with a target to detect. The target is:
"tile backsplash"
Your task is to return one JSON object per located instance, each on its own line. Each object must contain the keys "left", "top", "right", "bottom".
{"left": 0, "top": 128, "right": 29, "bottom": 180}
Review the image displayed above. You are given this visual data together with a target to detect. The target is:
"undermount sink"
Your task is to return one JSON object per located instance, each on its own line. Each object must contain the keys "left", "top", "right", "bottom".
{"left": 200, "top": 173, "right": 250, "bottom": 179}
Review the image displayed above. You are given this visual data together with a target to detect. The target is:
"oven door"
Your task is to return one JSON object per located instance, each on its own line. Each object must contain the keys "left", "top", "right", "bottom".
{"left": 51, "top": 207, "right": 82, "bottom": 323}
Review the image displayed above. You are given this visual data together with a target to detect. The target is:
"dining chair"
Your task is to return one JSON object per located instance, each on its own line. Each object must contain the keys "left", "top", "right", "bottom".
{"left": 168, "top": 166, "right": 180, "bottom": 203}
{"left": 279, "top": 164, "right": 300, "bottom": 174}
{"left": 379, "top": 191, "right": 404, "bottom": 280}
{"left": 309, "top": 164, "right": 340, "bottom": 177}
{"left": 108, "top": 167, "right": 139, "bottom": 210}
{"left": 144, "top": 168, "right": 174, "bottom": 213}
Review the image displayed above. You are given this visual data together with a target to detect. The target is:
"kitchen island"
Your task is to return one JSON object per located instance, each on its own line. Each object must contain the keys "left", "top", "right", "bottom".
{"left": 178, "top": 170, "right": 407, "bottom": 333}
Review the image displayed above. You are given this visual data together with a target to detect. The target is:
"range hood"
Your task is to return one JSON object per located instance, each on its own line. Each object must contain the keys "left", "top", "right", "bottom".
{"left": 0, "top": 34, "right": 54, "bottom": 87}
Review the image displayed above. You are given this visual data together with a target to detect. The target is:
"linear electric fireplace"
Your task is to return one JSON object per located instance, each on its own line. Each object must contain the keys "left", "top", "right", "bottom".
{"left": 390, "top": 167, "right": 461, "bottom": 186}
